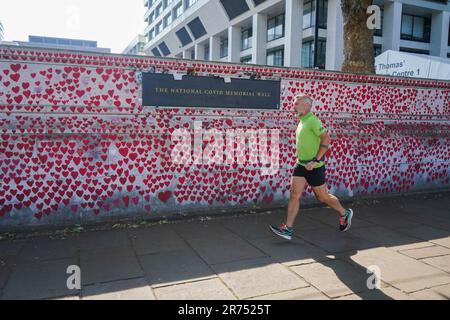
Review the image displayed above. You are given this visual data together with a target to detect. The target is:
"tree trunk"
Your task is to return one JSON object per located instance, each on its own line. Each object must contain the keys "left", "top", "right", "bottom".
{"left": 341, "top": 0, "right": 375, "bottom": 74}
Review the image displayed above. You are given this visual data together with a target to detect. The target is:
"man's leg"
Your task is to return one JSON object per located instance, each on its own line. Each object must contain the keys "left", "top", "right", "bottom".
{"left": 312, "top": 184, "right": 354, "bottom": 232}
{"left": 311, "top": 184, "right": 346, "bottom": 216}
{"left": 286, "top": 176, "right": 308, "bottom": 228}
{"left": 269, "top": 176, "right": 307, "bottom": 240}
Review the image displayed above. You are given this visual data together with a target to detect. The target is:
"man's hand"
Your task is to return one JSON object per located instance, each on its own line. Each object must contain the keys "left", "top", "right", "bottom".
{"left": 305, "top": 161, "right": 316, "bottom": 171}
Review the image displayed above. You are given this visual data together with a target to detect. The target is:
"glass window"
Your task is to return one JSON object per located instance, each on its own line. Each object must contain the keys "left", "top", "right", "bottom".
{"left": 303, "top": 0, "right": 327, "bottom": 29}
{"left": 157, "top": 4, "right": 163, "bottom": 16}
{"left": 423, "top": 17, "right": 431, "bottom": 41}
{"left": 374, "top": 9, "right": 383, "bottom": 37}
{"left": 164, "top": 14, "right": 172, "bottom": 27}
{"left": 401, "top": 14, "right": 431, "bottom": 42}
{"left": 71, "top": 40, "right": 82, "bottom": 46}
{"left": 401, "top": 15, "right": 413, "bottom": 36}
{"left": 266, "top": 48, "right": 284, "bottom": 66}
{"left": 275, "top": 15, "right": 284, "bottom": 38}
{"left": 301, "top": 40, "right": 326, "bottom": 69}
{"left": 268, "top": 18, "right": 275, "bottom": 36}
{"left": 204, "top": 44, "right": 210, "bottom": 61}
{"left": 317, "top": 40, "right": 326, "bottom": 69}
{"left": 374, "top": 45, "right": 382, "bottom": 57}
{"left": 267, "top": 14, "right": 285, "bottom": 42}
{"left": 448, "top": 21, "right": 450, "bottom": 46}
{"left": 301, "top": 41, "right": 313, "bottom": 68}
{"left": 241, "top": 28, "right": 252, "bottom": 50}
{"left": 191, "top": 50, "right": 195, "bottom": 59}
{"left": 174, "top": 3, "right": 183, "bottom": 19}
{"left": 318, "top": 0, "right": 327, "bottom": 28}
{"left": 240, "top": 55, "right": 252, "bottom": 64}
{"left": 164, "top": 0, "right": 173, "bottom": 9}
{"left": 155, "top": 22, "right": 162, "bottom": 35}
{"left": 148, "top": 29, "right": 155, "bottom": 41}
{"left": 186, "top": 0, "right": 197, "bottom": 9}
{"left": 46, "top": 38, "right": 57, "bottom": 44}
{"left": 30, "top": 36, "right": 43, "bottom": 43}
{"left": 220, "top": 38, "right": 228, "bottom": 58}
{"left": 303, "top": 0, "right": 314, "bottom": 29}
{"left": 413, "top": 17, "right": 424, "bottom": 39}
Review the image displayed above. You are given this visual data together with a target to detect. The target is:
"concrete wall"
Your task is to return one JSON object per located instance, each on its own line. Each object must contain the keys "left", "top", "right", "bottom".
{"left": 0, "top": 45, "right": 449, "bottom": 231}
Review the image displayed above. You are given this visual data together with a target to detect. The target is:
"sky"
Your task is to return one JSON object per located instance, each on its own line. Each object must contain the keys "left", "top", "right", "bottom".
{"left": 0, "top": 0, "right": 147, "bottom": 53}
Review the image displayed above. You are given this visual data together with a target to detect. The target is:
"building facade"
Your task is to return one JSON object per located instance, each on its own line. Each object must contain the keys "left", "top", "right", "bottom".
{"left": 14, "top": 35, "right": 111, "bottom": 53}
{"left": 142, "top": 0, "right": 450, "bottom": 71}
{"left": 123, "top": 35, "right": 147, "bottom": 55}
{"left": 0, "top": 21, "right": 4, "bottom": 42}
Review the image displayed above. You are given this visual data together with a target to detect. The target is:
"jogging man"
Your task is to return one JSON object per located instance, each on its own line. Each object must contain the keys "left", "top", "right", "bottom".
{"left": 270, "top": 94, "right": 353, "bottom": 240}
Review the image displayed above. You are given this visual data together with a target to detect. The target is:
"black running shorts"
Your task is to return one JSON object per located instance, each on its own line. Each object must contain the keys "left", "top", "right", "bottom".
{"left": 292, "top": 163, "right": 326, "bottom": 187}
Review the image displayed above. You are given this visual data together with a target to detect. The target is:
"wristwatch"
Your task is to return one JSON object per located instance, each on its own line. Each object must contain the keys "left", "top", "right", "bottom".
{"left": 312, "top": 157, "right": 321, "bottom": 163}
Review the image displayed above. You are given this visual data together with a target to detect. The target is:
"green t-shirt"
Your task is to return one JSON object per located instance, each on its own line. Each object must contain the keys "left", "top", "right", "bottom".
{"left": 296, "top": 112, "right": 327, "bottom": 168}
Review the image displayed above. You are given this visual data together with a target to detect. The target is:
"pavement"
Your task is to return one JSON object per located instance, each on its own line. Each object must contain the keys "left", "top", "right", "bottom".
{"left": 1, "top": 191, "right": 450, "bottom": 300}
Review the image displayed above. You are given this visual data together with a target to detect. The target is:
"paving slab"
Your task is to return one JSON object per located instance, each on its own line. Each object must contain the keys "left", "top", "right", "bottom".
{"left": 290, "top": 259, "right": 377, "bottom": 298}
{"left": 219, "top": 212, "right": 322, "bottom": 241}
{"left": 76, "top": 229, "right": 132, "bottom": 253}
{"left": 174, "top": 224, "right": 267, "bottom": 265}
{"left": 211, "top": 257, "right": 309, "bottom": 299}
{"left": 249, "top": 235, "right": 333, "bottom": 266}
{"left": 361, "top": 209, "right": 422, "bottom": 229}
{"left": 396, "top": 206, "right": 450, "bottom": 231}
{"left": 429, "top": 237, "right": 450, "bottom": 249}
{"left": 49, "top": 295, "right": 80, "bottom": 300}
{"left": 169, "top": 220, "right": 224, "bottom": 236}
{"left": 426, "top": 199, "right": 450, "bottom": 213}
{"left": 339, "top": 247, "right": 450, "bottom": 293}
{"left": 420, "top": 255, "right": 450, "bottom": 273}
{"left": 81, "top": 278, "right": 155, "bottom": 300}
{"left": 396, "top": 225, "right": 449, "bottom": 241}
{"left": 0, "top": 239, "right": 25, "bottom": 256}
{"left": 139, "top": 249, "right": 216, "bottom": 288}
{"left": 247, "top": 286, "right": 329, "bottom": 300}
{"left": 409, "top": 283, "right": 450, "bottom": 300}
{"left": 128, "top": 225, "right": 189, "bottom": 256}
{"left": 349, "top": 226, "right": 433, "bottom": 251}
{"left": 18, "top": 236, "right": 79, "bottom": 263}
{"left": 292, "top": 213, "right": 333, "bottom": 231}
{"left": 1, "top": 257, "right": 79, "bottom": 300}
{"left": 411, "top": 218, "right": 450, "bottom": 232}
{"left": 80, "top": 247, "right": 143, "bottom": 285}
{"left": 400, "top": 200, "right": 450, "bottom": 219}
{"left": 153, "top": 278, "right": 236, "bottom": 300}
{"left": 306, "top": 209, "right": 375, "bottom": 229}
{"left": 400, "top": 246, "right": 450, "bottom": 260}
{"left": 0, "top": 255, "right": 16, "bottom": 290}
{"left": 334, "top": 286, "right": 414, "bottom": 300}
{"left": 296, "top": 227, "right": 377, "bottom": 253}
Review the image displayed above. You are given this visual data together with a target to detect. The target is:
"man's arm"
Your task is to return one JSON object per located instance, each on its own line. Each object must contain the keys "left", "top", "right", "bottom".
{"left": 315, "top": 132, "right": 330, "bottom": 161}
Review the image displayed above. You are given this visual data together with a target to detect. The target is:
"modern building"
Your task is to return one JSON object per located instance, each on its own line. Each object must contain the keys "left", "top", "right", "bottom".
{"left": 0, "top": 21, "right": 4, "bottom": 42}
{"left": 123, "top": 34, "right": 147, "bottom": 55}
{"left": 142, "top": 0, "right": 450, "bottom": 71}
{"left": 13, "top": 35, "right": 111, "bottom": 53}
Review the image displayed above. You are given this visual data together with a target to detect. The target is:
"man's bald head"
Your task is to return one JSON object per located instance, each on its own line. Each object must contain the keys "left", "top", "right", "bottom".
{"left": 293, "top": 94, "right": 314, "bottom": 117}
{"left": 294, "top": 94, "right": 313, "bottom": 106}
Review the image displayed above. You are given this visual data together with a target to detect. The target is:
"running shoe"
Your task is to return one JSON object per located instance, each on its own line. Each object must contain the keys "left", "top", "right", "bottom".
{"left": 269, "top": 223, "right": 293, "bottom": 240}
{"left": 339, "top": 209, "right": 354, "bottom": 232}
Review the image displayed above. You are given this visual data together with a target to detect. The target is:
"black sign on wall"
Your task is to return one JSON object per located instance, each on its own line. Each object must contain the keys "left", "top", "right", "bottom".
{"left": 142, "top": 73, "right": 281, "bottom": 110}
